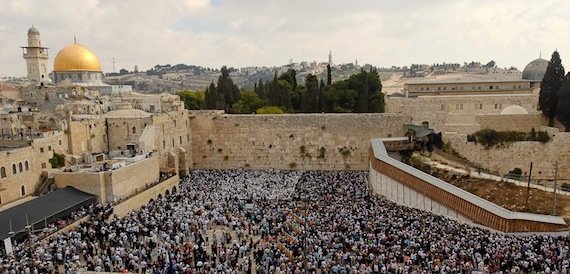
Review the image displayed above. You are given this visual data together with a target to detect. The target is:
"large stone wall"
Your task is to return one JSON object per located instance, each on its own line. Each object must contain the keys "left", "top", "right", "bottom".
{"left": 476, "top": 114, "right": 542, "bottom": 132}
{"left": 445, "top": 132, "right": 570, "bottom": 181}
{"left": 112, "top": 175, "right": 179, "bottom": 217}
{"left": 191, "top": 113, "right": 411, "bottom": 170}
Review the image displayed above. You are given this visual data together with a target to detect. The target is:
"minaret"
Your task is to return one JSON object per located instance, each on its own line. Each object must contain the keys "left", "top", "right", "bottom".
{"left": 21, "top": 26, "right": 49, "bottom": 86}
{"left": 328, "top": 51, "right": 333, "bottom": 66}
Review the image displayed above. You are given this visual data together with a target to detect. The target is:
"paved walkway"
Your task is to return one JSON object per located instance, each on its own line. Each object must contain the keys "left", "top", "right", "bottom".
{"left": 425, "top": 158, "right": 570, "bottom": 196}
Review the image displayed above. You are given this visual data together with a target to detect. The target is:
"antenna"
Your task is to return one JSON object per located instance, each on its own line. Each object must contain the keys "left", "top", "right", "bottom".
{"left": 112, "top": 57, "right": 116, "bottom": 73}
{"left": 74, "top": 35, "right": 77, "bottom": 44}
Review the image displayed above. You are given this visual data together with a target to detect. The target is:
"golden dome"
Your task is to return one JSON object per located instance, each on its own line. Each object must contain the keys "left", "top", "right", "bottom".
{"left": 53, "top": 43, "right": 101, "bottom": 72}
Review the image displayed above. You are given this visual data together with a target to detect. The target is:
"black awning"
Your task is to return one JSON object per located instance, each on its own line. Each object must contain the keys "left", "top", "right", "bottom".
{"left": 0, "top": 186, "right": 96, "bottom": 240}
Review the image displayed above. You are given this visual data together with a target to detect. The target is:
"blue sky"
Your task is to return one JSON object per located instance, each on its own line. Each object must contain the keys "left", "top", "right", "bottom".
{"left": 0, "top": 0, "right": 569, "bottom": 77}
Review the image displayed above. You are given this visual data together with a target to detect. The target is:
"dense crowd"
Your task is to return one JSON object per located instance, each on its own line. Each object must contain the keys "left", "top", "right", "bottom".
{"left": 1, "top": 170, "right": 570, "bottom": 273}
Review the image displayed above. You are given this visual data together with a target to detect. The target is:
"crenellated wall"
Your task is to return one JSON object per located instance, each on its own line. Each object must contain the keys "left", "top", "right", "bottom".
{"left": 190, "top": 113, "right": 411, "bottom": 170}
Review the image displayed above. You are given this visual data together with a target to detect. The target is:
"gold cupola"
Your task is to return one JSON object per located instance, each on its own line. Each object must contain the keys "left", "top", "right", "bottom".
{"left": 53, "top": 42, "right": 101, "bottom": 72}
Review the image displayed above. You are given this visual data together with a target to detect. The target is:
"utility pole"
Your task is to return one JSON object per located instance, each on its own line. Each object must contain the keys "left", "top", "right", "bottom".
{"left": 552, "top": 161, "right": 559, "bottom": 215}
{"left": 525, "top": 162, "right": 533, "bottom": 210}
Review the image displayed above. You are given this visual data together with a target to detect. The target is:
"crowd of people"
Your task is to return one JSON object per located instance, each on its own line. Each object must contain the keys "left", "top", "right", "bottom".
{"left": 1, "top": 169, "right": 570, "bottom": 273}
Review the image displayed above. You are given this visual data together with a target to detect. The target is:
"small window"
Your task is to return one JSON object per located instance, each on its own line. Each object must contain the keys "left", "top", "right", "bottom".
{"left": 40, "top": 147, "right": 44, "bottom": 153}
{"left": 48, "top": 146, "right": 52, "bottom": 151}
{"left": 59, "top": 139, "right": 62, "bottom": 145}
{"left": 25, "top": 161, "right": 29, "bottom": 171}
{"left": 132, "top": 127, "right": 137, "bottom": 134}
{"left": 187, "top": 134, "right": 190, "bottom": 142}
{"left": 0, "top": 167, "right": 5, "bottom": 178}
{"left": 180, "top": 136, "right": 182, "bottom": 144}
{"left": 41, "top": 163, "right": 46, "bottom": 168}
{"left": 12, "top": 164, "right": 16, "bottom": 174}
{"left": 490, "top": 86, "right": 493, "bottom": 89}
{"left": 21, "top": 186, "right": 25, "bottom": 196}
{"left": 18, "top": 163, "right": 23, "bottom": 173}
{"left": 163, "top": 140, "right": 166, "bottom": 149}
{"left": 460, "top": 104, "right": 463, "bottom": 110}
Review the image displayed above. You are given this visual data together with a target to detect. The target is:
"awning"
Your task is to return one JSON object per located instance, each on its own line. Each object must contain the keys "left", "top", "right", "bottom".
{"left": 0, "top": 186, "right": 96, "bottom": 241}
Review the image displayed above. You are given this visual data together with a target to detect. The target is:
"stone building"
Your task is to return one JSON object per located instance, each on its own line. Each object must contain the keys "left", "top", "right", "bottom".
{"left": 386, "top": 57, "right": 548, "bottom": 134}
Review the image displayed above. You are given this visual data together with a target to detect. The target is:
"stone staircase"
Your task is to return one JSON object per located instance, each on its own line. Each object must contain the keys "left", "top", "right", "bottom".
{"left": 33, "top": 172, "right": 54, "bottom": 196}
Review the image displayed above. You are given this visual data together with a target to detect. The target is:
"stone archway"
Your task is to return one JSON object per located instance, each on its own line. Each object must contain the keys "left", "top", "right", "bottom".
{"left": 157, "top": 194, "right": 162, "bottom": 200}
{"left": 172, "top": 186, "right": 177, "bottom": 194}
{"left": 165, "top": 189, "right": 170, "bottom": 196}
{"left": 149, "top": 198, "right": 155, "bottom": 204}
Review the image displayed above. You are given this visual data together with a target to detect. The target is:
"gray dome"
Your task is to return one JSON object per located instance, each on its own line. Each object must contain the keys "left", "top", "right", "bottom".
{"left": 27, "top": 26, "right": 40, "bottom": 35}
{"left": 522, "top": 58, "right": 548, "bottom": 81}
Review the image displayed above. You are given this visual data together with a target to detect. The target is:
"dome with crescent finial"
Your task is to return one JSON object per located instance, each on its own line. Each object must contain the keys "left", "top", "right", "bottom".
{"left": 27, "top": 25, "right": 40, "bottom": 35}
{"left": 53, "top": 42, "right": 101, "bottom": 72}
{"left": 522, "top": 58, "right": 548, "bottom": 81}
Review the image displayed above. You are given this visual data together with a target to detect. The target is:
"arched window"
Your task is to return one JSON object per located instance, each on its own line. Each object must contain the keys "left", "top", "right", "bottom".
{"left": 18, "top": 162, "right": 23, "bottom": 172}
{"left": 0, "top": 167, "right": 5, "bottom": 178}
{"left": 12, "top": 164, "right": 16, "bottom": 175}
{"left": 132, "top": 127, "right": 137, "bottom": 134}
{"left": 25, "top": 161, "right": 29, "bottom": 171}
{"left": 21, "top": 186, "right": 25, "bottom": 196}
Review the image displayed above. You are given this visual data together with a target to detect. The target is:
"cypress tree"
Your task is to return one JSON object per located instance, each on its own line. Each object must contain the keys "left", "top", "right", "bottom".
{"left": 556, "top": 72, "right": 570, "bottom": 131}
{"left": 539, "top": 51, "right": 565, "bottom": 126}
{"left": 327, "top": 64, "right": 332, "bottom": 86}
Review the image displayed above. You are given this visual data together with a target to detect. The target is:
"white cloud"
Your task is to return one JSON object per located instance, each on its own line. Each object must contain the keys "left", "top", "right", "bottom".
{"left": 1, "top": 0, "right": 570, "bottom": 77}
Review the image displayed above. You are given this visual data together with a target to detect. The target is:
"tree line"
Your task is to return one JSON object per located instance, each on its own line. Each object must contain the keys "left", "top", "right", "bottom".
{"left": 539, "top": 51, "right": 570, "bottom": 131}
{"left": 178, "top": 65, "right": 385, "bottom": 114}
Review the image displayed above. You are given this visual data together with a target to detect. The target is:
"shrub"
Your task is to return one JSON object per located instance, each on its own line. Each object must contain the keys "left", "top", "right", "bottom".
{"left": 289, "top": 162, "right": 297, "bottom": 168}
{"left": 49, "top": 152, "right": 65, "bottom": 168}
{"left": 472, "top": 128, "right": 550, "bottom": 148}
{"left": 508, "top": 167, "right": 522, "bottom": 180}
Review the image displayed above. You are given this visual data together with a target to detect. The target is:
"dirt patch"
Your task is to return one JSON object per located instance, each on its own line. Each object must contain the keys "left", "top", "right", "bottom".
{"left": 429, "top": 168, "right": 570, "bottom": 224}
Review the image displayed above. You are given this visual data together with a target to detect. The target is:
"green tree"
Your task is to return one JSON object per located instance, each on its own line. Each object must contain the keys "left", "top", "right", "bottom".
{"left": 301, "top": 74, "right": 319, "bottom": 112}
{"left": 204, "top": 82, "right": 218, "bottom": 109}
{"left": 231, "top": 90, "right": 266, "bottom": 114}
{"left": 177, "top": 90, "right": 205, "bottom": 110}
{"left": 323, "top": 81, "right": 358, "bottom": 112}
{"left": 539, "top": 51, "right": 565, "bottom": 126}
{"left": 254, "top": 79, "right": 266, "bottom": 101}
{"left": 327, "top": 64, "right": 332, "bottom": 86}
{"left": 557, "top": 72, "right": 570, "bottom": 131}
{"left": 256, "top": 106, "right": 285, "bottom": 114}
{"left": 216, "top": 66, "right": 241, "bottom": 112}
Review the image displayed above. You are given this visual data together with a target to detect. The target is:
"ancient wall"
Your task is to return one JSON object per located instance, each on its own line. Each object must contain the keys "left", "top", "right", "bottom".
{"left": 476, "top": 114, "right": 542, "bottom": 132}
{"left": 445, "top": 132, "right": 570, "bottom": 182}
{"left": 191, "top": 113, "right": 411, "bottom": 170}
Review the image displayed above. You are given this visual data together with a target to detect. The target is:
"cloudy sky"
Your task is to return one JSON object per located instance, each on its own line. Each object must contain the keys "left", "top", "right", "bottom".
{"left": 1, "top": 0, "right": 569, "bottom": 77}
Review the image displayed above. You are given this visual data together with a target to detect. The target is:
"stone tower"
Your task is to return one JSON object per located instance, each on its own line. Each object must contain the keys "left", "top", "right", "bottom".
{"left": 22, "top": 26, "right": 49, "bottom": 86}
